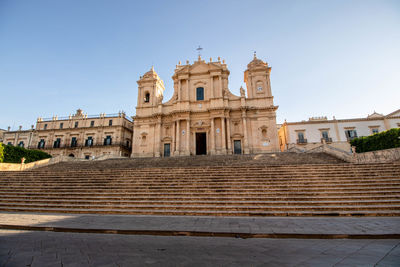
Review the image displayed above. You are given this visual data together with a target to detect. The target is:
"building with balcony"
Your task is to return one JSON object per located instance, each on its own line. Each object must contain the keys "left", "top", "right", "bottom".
{"left": 2, "top": 126, "right": 35, "bottom": 148}
{"left": 278, "top": 109, "right": 400, "bottom": 152}
{"left": 31, "top": 109, "right": 133, "bottom": 158}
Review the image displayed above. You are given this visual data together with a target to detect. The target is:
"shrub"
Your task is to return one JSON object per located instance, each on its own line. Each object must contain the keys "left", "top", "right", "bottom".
{"left": 0, "top": 143, "right": 4, "bottom": 163}
{"left": 2, "top": 144, "right": 51, "bottom": 163}
{"left": 350, "top": 128, "right": 400, "bottom": 153}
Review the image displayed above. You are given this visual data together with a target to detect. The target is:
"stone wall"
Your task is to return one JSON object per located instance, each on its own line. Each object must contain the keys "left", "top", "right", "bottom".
{"left": 307, "top": 144, "right": 400, "bottom": 164}
{"left": 353, "top": 147, "right": 400, "bottom": 164}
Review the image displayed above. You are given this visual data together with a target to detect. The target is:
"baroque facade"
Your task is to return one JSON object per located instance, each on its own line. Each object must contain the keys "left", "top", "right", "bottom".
{"left": 278, "top": 109, "right": 400, "bottom": 152}
{"left": 2, "top": 109, "right": 133, "bottom": 159}
{"left": 132, "top": 55, "right": 279, "bottom": 157}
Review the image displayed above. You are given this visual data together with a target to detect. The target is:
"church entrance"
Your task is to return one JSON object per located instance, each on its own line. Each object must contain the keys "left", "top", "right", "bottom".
{"left": 234, "top": 140, "right": 242, "bottom": 154}
{"left": 196, "top": 132, "right": 207, "bottom": 155}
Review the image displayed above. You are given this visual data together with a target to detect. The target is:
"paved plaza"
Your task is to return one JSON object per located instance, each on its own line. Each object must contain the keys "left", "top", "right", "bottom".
{"left": 0, "top": 213, "right": 399, "bottom": 266}
{"left": 1, "top": 230, "right": 399, "bottom": 266}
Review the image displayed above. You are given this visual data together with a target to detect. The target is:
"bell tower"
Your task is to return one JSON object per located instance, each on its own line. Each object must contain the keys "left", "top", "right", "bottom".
{"left": 136, "top": 66, "right": 165, "bottom": 109}
{"left": 244, "top": 53, "right": 273, "bottom": 103}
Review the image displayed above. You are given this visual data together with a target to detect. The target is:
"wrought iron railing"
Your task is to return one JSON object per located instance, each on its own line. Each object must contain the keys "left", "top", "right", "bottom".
{"left": 30, "top": 142, "right": 131, "bottom": 151}
{"left": 296, "top": 139, "right": 308, "bottom": 144}
{"left": 321, "top": 137, "right": 333, "bottom": 143}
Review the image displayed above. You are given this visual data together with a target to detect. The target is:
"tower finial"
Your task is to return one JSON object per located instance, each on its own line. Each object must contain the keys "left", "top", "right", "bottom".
{"left": 254, "top": 51, "right": 257, "bottom": 59}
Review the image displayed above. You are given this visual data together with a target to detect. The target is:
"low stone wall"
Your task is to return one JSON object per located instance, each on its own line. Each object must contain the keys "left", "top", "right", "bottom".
{"left": 0, "top": 158, "right": 52, "bottom": 171}
{"left": 0, "top": 154, "right": 129, "bottom": 171}
{"left": 306, "top": 144, "right": 400, "bottom": 164}
{"left": 353, "top": 147, "right": 400, "bottom": 164}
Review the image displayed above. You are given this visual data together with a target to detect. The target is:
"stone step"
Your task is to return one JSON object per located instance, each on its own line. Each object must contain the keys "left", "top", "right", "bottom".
{"left": 2, "top": 184, "right": 400, "bottom": 191}
{"left": 1, "top": 198, "right": 399, "bottom": 206}
{"left": 1, "top": 190, "right": 398, "bottom": 196}
{"left": 1, "top": 202, "right": 400, "bottom": 211}
{"left": 0, "top": 206, "right": 399, "bottom": 217}
{"left": 1, "top": 195, "right": 399, "bottom": 201}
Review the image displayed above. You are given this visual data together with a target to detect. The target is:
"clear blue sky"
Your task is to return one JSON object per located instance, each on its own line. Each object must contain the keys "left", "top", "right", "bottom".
{"left": 1, "top": 0, "right": 399, "bottom": 130}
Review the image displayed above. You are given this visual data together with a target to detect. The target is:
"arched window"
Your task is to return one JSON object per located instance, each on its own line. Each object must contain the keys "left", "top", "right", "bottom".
{"left": 144, "top": 92, "right": 150, "bottom": 103}
{"left": 196, "top": 87, "right": 204, "bottom": 101}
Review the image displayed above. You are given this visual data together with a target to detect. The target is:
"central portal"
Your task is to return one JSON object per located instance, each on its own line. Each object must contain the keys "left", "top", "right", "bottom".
{"left": 196, "top": 132, "right": 207, "bottom": 155}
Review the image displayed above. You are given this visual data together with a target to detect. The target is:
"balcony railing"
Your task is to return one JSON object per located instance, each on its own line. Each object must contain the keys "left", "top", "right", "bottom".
{"left": 346, "top": 136, "right": 357, "bottom": 141}
{"left": 296, "top": 139, "right": 308, "bottom": 144}
{"left": 30, "top": 142, "right": 131, "bottom": 151}
{"left": 321, "top": 137, "right": 333, "bottom": 143}
{"left": 40, "top": 113, "right": 133, "bottom": 122}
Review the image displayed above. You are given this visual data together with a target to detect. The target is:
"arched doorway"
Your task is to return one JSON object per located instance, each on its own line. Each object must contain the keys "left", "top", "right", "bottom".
{"left": 68, "top": 154, "right": 75, "bottom": 158}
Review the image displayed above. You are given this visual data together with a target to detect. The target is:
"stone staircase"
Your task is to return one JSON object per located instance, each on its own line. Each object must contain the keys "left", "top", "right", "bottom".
{"left": 0, "top": 153, "right": 399, "bottom": 216}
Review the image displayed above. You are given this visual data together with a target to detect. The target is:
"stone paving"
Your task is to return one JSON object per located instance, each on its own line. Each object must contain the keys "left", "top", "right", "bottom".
{"left": 0, "top": 230, "right": 399, "bottom": 266}
{"left": 1, "top": 213, "right": 400, "bottom": 266}
{"left": 0, "top": 212, "right": 400, "bottom": 236}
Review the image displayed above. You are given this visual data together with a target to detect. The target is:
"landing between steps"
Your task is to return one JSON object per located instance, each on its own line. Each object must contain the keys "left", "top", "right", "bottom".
{"left": 0, "top": 212, "right": 399, "bottom": 238}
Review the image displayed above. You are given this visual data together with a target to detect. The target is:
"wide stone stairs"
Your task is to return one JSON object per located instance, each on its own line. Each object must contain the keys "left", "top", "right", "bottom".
{"left": 0, "top": 153, "right": 399, "bottom": 216}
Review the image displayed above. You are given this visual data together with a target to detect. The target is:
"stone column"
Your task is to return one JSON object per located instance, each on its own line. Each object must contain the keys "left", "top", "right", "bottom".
{"left": 187, "top": 79, "right": 190, "bottom": 101}
{"left": 219, "top": 76, "right": 223, "bottom": 97}
{"left": 226, "top": 118, "right": 232, "bottom": 154}
{"left": 210, "top": 118, "right": 215, "bottom": 154}
{"left": 383, "top": 118, "right": 390, "bottom": 130}
{"left": 172, "top": 121, "right": 176, "bottom": 153}
{"left": 186, "top": 119, "right": 190, "bottom": 155}
{"left": 333, "top": 118, "right": 340, "bottom": 142}
{"left": 221, "top": 117, "right": 226, "bottom": 153}
{"left": 154, "top": 117, "right": 161, "bottom": 157}
{"left": 175, "top": 120, "right": 180, "bottom": 155}
{"left": 178, "top": 80, "right": 181, "bottom": 101}
{"left": 210, "top": 76, "right": 214, "bottom": 98}
{"left": 242, "top": 110, "right": 250, "bottom": 154}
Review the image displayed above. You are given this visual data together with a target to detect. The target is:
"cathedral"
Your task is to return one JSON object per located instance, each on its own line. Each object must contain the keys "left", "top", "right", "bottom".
{"left": 132, "top": 54, "right": 280, "bottom": 157}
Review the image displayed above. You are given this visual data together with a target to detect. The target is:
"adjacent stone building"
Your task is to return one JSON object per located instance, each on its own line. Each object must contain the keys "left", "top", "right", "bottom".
{"left": 278, "top": 109, "right": 400, "bottom": 152}
{"left": 2, "top": 126, "right": 35, "bottom": 148}
{"left": 30, "top": 109, "right": 133, "bottom": 158}
{"left": 132, "top": 54, "right": 279, "bottom": 157}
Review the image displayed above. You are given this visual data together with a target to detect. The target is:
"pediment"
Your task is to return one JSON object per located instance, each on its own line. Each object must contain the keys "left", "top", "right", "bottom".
{"left": 367, "top": 112, "right": 384, "bottom": 119}
{"left": 189, "top": 62, "right": 211, "bottom": 74}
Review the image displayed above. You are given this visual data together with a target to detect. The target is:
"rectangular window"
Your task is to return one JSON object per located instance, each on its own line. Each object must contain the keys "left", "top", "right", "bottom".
{"left": 18, "top": 141, "right": 24, "bottom": 148}
{"left": 104, "top": 135, "right": 112, "bottom": 145}
{"left": 85, "top": 136, "right": 93, "bottom": 147}
{"left": 297, "top": 132, "right": 307, "bottom": 144}
{"left": 44, "top": 124, "right": 47, "bottom": 130}
{"left": 321, "top": 131, "right": 332, "bottom": 143}
{"left": 7, "top": 142, "right": 13, "bottom": 145}
{"left": 372, "top": 128, "right": 379, "bottom": 134}
{"left": 53, "top": 138, "right": 61, "bottom": 148}
{"left": 38, "top": 139, "right": 45, "bottom": 149}
{"left": 71, "top": 137, "right": 77, "bottom": 147}
{"left": 90, "top": 121, "right": 95, "bottom": 127}
{"left": 109, "top": 120, "right": 113, "bottom": 126}
{"left": 60, "top": 123, "right": 63, "bottom": 129}
{"left": 345, "top": 130, "right": 358, "bottom": 140}
{"left": 75, "top": 122, "right": 79, "bottom": 128}
{"left": 196, "top": 87, "right": 204, "bottom": 101}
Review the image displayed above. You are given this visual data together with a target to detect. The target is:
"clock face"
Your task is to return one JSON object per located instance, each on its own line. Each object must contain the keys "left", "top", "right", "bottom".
{"left": 257, "top": 86, "right": 263, "bottom": 91}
